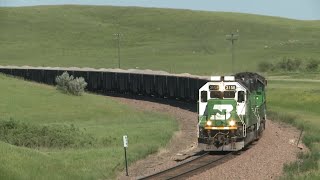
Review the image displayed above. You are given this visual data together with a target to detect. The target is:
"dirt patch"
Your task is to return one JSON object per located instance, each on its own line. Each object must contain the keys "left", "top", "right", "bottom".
{"left": 115, "top": 96, "right": 307, "bottom": 180}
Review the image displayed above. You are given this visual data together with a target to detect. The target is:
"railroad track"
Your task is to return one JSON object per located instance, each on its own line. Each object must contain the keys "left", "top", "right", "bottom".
{"left": 138, "top": 151, "right": 234, "bottom": 180}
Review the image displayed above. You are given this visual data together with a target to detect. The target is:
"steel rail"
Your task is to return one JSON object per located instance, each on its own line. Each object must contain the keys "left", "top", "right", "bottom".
{"left": 138, "top": 152, "right": 233, "bottom": 180}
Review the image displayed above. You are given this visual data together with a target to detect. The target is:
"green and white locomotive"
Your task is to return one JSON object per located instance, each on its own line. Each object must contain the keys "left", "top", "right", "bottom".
{"left": 197, "top": 72, "right": 267, "bottom": 151}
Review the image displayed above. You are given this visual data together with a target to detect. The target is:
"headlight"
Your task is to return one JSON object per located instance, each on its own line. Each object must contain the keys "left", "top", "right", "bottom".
{"left": 206, "top": 120, "right": 212, "bottom": 126}
{"left": 229, "top": 120, "right": 236, "bottom": 126}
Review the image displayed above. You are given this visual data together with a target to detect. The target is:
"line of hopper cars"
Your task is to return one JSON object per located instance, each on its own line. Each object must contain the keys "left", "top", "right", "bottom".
{"left": 0, "top": 68, "right": 207, "bottom": 101}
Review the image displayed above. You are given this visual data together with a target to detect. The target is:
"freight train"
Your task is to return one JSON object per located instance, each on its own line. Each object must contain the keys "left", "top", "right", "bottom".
{"left": 197, "top": 72, "right": 267, "bottom": 151}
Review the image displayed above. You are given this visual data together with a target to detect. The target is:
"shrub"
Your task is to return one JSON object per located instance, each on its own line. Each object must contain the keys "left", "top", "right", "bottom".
{"left": 258, "top": 57, "right": 306, "bottom": 72}
{"left": 68, "top": 77, "right": 87, "bottom": 96}
{"left": 292, "top": 58, "right": 302, "bottom": 71}
{"left": 55, "top": 72, "right": 73, "bottom": 93}
{"left": 55, "top": 72, "right": 87, "bottom": 95}
{"left": 305, "top": 59, "right": 319, "bottom": 72}
{"left": 277, "top": 57, "right": 301, "bottom": 71}
{"left": 0, "top": 119, "right": 97, "bottom": 149}
{"left": 258, "top": 61, "right": 274, "bottom": 72}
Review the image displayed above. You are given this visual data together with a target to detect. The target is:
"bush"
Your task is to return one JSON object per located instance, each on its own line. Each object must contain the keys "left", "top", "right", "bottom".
{"left": 277, "top": 57, "right": 301, "bottom": 71}
{"left": 0, "top": 119, "right": 97, "bottom": 149}
{"left": 305, "top": 59, "right": 319, "bottom": 72}
{"left": 55, "top": 72, "right": 73, "bottom": 93}
{"left": 257, "top": 57, "right": 308, "bottom": 72}
{"left": 55, "top": 72, "right": 87, "bottom": 96}
{"left": 68, "top": 77, "right": 87, "bottom": 96}
{"left": 258, "top": 61, "right": 274, "bottom": 72}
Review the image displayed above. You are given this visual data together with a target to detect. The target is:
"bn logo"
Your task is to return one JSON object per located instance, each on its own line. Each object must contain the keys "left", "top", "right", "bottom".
{"left": 210, "top": 104, "right": 234, "bottom": 120}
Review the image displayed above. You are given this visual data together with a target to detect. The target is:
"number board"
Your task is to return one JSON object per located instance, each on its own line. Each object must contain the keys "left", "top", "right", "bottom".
{"left": 209, "top": 85, "right": 219, "bottom": 90}
{"left": 225, "top": 85, "right": 236, "bottom": 90}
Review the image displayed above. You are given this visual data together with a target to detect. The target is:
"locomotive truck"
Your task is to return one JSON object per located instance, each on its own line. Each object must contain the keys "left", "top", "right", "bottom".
{"left": 197, "top": 72, "right": 267, "bottom": 151}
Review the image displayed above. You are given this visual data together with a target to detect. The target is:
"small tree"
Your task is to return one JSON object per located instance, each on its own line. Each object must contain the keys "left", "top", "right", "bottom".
{"left": 55, "top": 72, "right": 87, "bottom": 96}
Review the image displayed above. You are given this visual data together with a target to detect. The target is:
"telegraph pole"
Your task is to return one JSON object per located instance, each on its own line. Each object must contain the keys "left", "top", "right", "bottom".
{"left": 114, "top": 33, "right": 122, "bottom": 69}
{"left": 226, "top": 33, "right": 239, "bottom": 73}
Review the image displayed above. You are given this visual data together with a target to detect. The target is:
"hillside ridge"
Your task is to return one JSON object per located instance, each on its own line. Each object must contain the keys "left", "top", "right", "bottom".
{"left": 1, "top": 5, "right": 319, "bottom": 75}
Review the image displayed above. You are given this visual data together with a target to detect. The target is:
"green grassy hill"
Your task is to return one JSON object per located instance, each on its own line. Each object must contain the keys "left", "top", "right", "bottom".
{"left": 0, "top": 74, "right": 177, "bottom": 180}
{"left": 1, "top": 5, "right": 319, "bottom": 75}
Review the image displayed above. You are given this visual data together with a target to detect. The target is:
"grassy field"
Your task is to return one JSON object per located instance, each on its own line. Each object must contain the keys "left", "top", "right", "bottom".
{"left": 0, "top": 5, "right": 320, "bottom": 75}
{"left": 267, "top": 79, "right": 320, "bottom": 179}
{"left": 0, "top": 74, "right": 177, "bottom": 180}
{"left": 1, "top": 5, "right": 319, "bottom": 179}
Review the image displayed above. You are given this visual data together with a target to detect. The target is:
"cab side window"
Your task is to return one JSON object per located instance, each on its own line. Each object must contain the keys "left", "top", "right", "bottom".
{"left": 201, "top": 91, "right": 208, "bottom": 102}
{"left": 237, "top": 91, "right": 245, "bottom": 102}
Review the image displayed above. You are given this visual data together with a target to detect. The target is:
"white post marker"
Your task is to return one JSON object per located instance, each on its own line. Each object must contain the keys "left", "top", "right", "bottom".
{"left": 123, "top": 135, "right": 128, "bottom": 148}
{"left": 123, "top": 135, "right": 129, "bottom": 176}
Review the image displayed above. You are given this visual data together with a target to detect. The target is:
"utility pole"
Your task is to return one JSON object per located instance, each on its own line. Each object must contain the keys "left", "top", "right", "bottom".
{"left": 226, "top": 33, "right": 239, "bottom": 74}
{"left": 114, "top": 33, "right": 122, "bottom": 69}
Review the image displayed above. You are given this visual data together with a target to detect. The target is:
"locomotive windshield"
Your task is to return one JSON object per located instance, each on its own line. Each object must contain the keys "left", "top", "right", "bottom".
{"left": 210, "top": 91, "right": 222, "bottom": 98}
{"left": 224, "top": 91, "right": 236, "bottom": 98}
{"left": 210, "top": 91, "right": 235, "bottom": 99}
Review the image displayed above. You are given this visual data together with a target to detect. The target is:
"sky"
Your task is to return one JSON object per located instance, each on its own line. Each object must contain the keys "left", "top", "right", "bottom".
{"left": 0, "top": 0, "right": 319, "bottom": 20}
